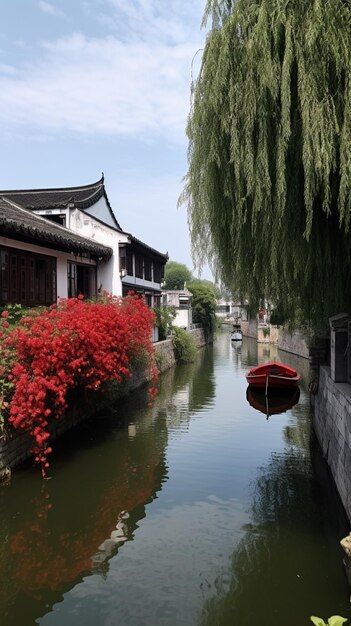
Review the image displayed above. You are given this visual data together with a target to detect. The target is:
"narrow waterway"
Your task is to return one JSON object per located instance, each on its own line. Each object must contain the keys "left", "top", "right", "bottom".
{"left": 1, "top": 329, "right": 350, "bottom": 626}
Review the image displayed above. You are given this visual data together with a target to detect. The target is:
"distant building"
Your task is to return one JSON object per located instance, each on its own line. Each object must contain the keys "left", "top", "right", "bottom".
{"left": 0, "top": 176, "right": 168, "bottom": 309}
{"left": 216, "top": 299, "right": 248, "bottom": 321}
{"left": 162, "top": 289, "right": 193, "bottom": 330}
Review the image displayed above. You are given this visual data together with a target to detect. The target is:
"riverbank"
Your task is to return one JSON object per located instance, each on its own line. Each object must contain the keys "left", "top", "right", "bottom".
{"left": 0, "top": 328, "right": 207, "bottom": 478}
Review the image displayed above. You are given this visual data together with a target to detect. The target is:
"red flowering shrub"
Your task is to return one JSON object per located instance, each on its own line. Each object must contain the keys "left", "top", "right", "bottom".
{"left": 0, "top": 294, "right": 158, "bottom": 475}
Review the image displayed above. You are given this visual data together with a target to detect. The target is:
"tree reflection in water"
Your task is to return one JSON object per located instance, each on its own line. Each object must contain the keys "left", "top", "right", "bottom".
{"left": 0, "top": 344, "right": 216, "bottom": 625}
{"left": 200, "top": 409, "right": 350, "bottom": 626}
{"left": 162, "top": 345, "right": 216, "bottom": 431}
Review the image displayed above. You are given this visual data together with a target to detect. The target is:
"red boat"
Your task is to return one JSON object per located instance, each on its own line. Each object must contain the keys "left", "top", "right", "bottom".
{"left": 245, "top": 361, "right": 300, "bottom": 390}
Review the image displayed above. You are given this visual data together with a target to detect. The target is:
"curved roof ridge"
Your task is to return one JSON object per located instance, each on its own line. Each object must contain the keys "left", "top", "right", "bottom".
{"left": 0, "top": 197, "right": 112, "bottom": 257}
{"left": 0, "top": 175, "right": 122, "bottom": 230}
{"left": 0, "top": 176, "right": 104, "bottom": 196}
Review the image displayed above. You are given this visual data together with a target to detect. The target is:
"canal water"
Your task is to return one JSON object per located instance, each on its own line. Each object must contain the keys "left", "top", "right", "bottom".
{"left": 1, "top": 329, "right": 350, "bottom": 626}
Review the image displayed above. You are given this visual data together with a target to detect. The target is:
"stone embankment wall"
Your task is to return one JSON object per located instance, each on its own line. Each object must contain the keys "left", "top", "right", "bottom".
{"left": 278, "top": 329, "right": 310, "bottom": 359}
{"left": 0, "top": 328, "right": 207, "bottom": 478}
{"left": 155, "top": 327, "right": 207, "bottom": 373}
{"left": 241, "top": 319, "right": 257, "bottom": 339}
{"left": 257, "top": 325, "right": 279, "bottom": 344}
{"left": 242, "top": 322, "right": 306, "bottom": 353}
{"left": 313, "top": 366, "right": 351, "bottom": 523}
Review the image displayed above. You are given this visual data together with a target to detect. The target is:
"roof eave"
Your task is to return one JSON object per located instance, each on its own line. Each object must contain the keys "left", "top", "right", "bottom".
{"left": 0, "top": 222, "right": 112, "bottom": 258}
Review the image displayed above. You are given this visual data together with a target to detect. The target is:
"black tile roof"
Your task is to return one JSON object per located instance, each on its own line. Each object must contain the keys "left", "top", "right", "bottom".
{"left": 128, "top": 234, "right": 169, "bottom": 262}
{"left": 0, "top": 198, "right": 113, "bottom": 257}
{"left": 0, "top": 175, "right": 122, "bottom": 231}
{"left": 0, "top": 176, "right": 168, "bottom": 262}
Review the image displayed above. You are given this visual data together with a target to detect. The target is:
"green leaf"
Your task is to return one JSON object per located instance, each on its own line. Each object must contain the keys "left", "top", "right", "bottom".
{"left": 328, "top": 617, "right": 348, "bottom": 626}
{"left": 310, "top": 618, "right": 327, "bottom": 626}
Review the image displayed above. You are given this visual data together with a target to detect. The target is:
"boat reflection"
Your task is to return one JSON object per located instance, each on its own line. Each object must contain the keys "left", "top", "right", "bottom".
{"left": 246, "top": 386, "right": 300, "bottom": 419}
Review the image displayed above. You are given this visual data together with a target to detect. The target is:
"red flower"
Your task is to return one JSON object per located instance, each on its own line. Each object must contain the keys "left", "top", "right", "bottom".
{"left": 1, "top": 310, "right": 9, "bottom": 318}
{"left": 1, "top": 293, "right": 158, "bottom": 475}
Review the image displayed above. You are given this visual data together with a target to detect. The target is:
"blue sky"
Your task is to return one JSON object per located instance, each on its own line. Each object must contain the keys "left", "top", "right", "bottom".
{"left": 0, "top": 0, "right": 211, "bottom": 277}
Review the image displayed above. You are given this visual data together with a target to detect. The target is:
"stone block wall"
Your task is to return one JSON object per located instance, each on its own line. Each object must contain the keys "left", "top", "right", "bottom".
{"left": 309, "top": 337, "right": 329, "bottom": 375}
{"left": 155, "top": 327, "right": 206, "bottom": 372}
{"left": 278, "top": 329, "right": 310, "bottom": 359}
{"left": 154, "top": 338, "right": 177, "bottom": 372}
{"left": 241, "top": 320, "right": 279, "bottom": 345}
{"left": 241, "top": 319, "right": 258, "bottom": 339}
{"left": 313, "top": 366, "right": 351, "bottom": 523}
{"left": 190, "top": 327, "right": 207, "bottom": 348}
{"left": 0, "top": 400, "right": 92, "bottom": 481}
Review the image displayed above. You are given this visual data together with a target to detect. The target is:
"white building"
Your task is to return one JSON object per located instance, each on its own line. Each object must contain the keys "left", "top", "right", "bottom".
{"left": 162, "top": 289, "right": 193, "bottom": 330}
{"left": 0, "top": 176, "right": 168, "bottom": 308}
{"left": 216, "top": 300, "right": 248, "bottom": 321}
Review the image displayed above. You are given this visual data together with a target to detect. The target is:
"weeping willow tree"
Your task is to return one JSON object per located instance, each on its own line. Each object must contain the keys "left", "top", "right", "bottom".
{"left": 181, "top": 0, "right": 351, "bottom": 327}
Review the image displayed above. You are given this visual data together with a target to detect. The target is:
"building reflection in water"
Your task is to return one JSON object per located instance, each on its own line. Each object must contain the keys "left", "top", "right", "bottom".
{"left": 0, "top": 344, "right": 216, "bottom": 625}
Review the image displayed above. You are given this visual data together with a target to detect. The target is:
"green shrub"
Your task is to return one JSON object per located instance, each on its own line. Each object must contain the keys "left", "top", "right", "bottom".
{"left": 172, "top": 327, "right": 196, "bottom": 363}
{"left": 154, "top": 306, "right": 176, "bottom": 341}
{"left": 187, "top": 282, "right": 216, "bottom": 338}
{"left": 154, "top": 350, "right": 165, "bottom": 372}
{"left": 1, "top": 303, "right": 40, "bottom": 326}
{"left": 270, "top": 309, "right": 286, "bottom": 326}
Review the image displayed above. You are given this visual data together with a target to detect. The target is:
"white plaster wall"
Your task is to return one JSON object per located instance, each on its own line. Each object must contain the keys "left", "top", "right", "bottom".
{"left": 166, "top": 293, "right": 180, "bottom": 307}
{"left": 84, "top": 196, "right": 118, "bottom": 230}
{"left": 0, "top": 236, "right": 96, "bottom": 300}
{"left": 69, "top": 209, "right": 129, "bottom": 296}
{"left": 174, "top": 309, "right": 191, "bottom": 329}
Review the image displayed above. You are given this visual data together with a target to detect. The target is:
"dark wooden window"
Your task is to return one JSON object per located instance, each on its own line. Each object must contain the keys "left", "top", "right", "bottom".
{"left": 119, "top": 248, "right": 126, "bottom": 271}
{"left": 67, "top": 262, "right": 77, "bottom": 299}
{"left": 0, "top": 245, "right": 56, "bottom": 307}
{"left": 179, "top": 298, "right": 190, "bottom": 310}
{"left": 67, "top": 262, "right": 96, "bottom": 299}
{"left": 126, "top": 250, "right": 133, "bottom": 275}
{"left": 144, "top": 258, "right": 152, "bottom": 281}
{"left": 153, "top": 263, "right": 162, "bottom": 283}
{"left": 135, "top": 255, "right": 143, "bottom": 279}
{"left": 44, "top": 214, "right": 66, "bottom": 226}
{"left": 119, "top": 247, "right": 134, "bottom": 276}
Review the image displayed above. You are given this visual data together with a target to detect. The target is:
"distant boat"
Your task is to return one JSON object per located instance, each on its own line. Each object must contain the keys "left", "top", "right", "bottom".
{"left": 246, "top": 386, "right": 300, "bottom": 418}
{"left": 231, "top": 323, "right": 242, "bottom": 342}
{"left": 245, "top": 361, "right": 300, "bottom": 390}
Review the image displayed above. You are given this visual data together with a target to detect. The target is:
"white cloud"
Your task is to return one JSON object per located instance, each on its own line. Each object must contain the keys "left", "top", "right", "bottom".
{"left": 0, "top": 1, "right": 205, "bottom": 144}
{"left": 104, "top": 0, "right": 203, "bottom": 45}
{"left": 0, "top": 64, "right": 16, "bottom": 75}
{"left": 38, "top": 1, "right": 66, "bottom": 18}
